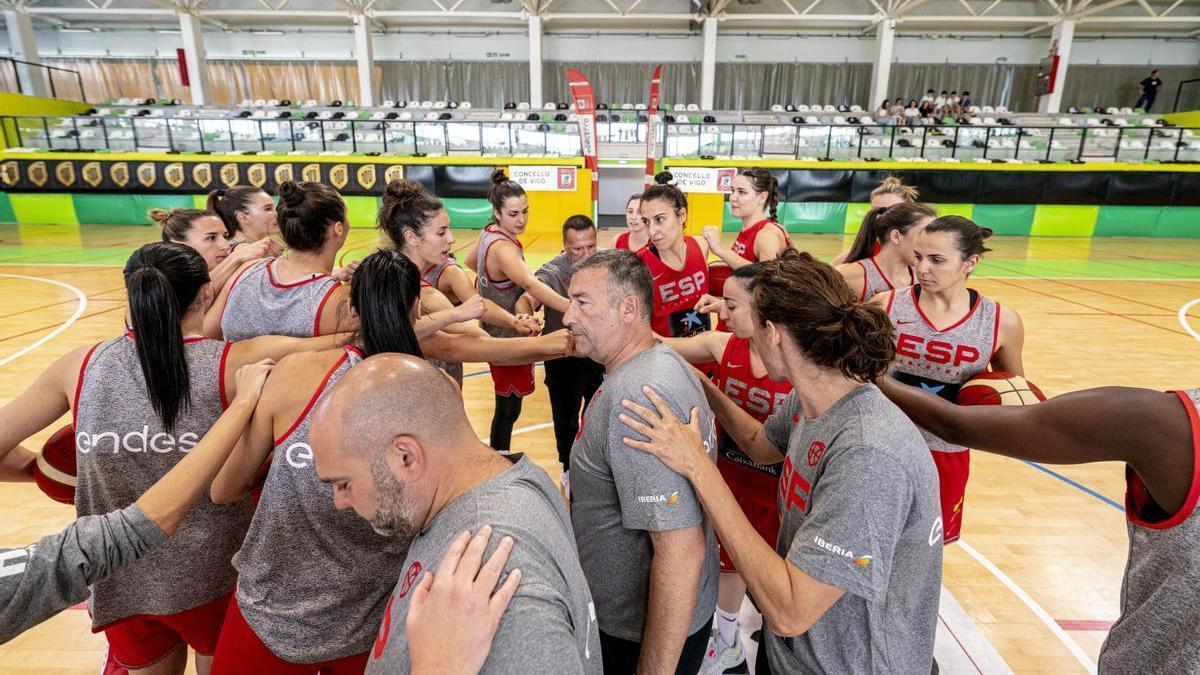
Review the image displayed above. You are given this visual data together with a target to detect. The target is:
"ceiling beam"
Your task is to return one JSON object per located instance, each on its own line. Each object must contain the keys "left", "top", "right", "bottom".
{"left": 1073, "top": 0, "right": 1135, "bottom": 18}
{"left": 978, "top": 0, "right": 1005, "bottom": 14}
{"left": 1159, "top": 0, "right": 1184, "bottom": 15}
{"left": 956, "top": 0, "right": 978, "bottom": 15}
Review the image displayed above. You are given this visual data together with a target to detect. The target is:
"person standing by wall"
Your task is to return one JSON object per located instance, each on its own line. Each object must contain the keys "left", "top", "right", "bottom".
{"left": 1135, "top": 69, "right": 1163, "bottom": 112}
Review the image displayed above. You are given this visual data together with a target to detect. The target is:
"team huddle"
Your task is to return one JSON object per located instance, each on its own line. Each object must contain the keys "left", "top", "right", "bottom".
{"left": 0, "top": 168, "right": 1197, "bottom": 675}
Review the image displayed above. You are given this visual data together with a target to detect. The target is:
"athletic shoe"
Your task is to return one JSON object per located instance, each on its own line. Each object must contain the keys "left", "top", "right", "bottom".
{"left": 702, "top": 629, "right": 746, "bottom": 674}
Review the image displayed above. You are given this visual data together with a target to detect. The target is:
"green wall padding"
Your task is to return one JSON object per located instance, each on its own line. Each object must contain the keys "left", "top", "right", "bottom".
{"left": 0, "top": 192, "right": 15, "bottom": 223}
{"left": 1094, "top": 206, "right": 1164, "bottom": 237}
{"left": 193, "top": 194, "right": 209, "bottom": 210}
{"left": 780, "top": 201, "right": 846, "bottom": 234}
{"left": 72, "top": 193, "right": 196, "bottom": 225}
{"left": 344, "top": 195, "right": 381, "bottom": 229}
{"left": 443, "top": 198, "right": 492, "bottom": 230}
{"left": 844, "top": 203, "right": 873, "bottom": 233}
{"left": 930, "top": 203, "right": 974, "bottom": 220}
{"left": 1031, "top": 205, "right": 1098, "bottom": 237}
{"left": 972, "top": 204, "right": 1035, "bottom": 236}
{"left": 10, "top": 193, "right": 78, "bottom": 225}
{"left": 1155, "top": 207, "right": 1200, "bottom": 238}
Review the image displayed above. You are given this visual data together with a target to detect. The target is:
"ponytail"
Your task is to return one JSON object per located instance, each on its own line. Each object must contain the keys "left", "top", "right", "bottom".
{"left": 123, "top": 243, "right": 210, "bottom": 431}
{"left": 207, "top": 186, "right": 268, "bottom": 238}
{"left": 844, "top": 201, "right": 937, "bottom": 263}
{"left": 752, "top": 249, "right": 895, "bottom": 383}
{"left": 378, "top": 179, "right": 444, "bottom": 248}
{"left": 150, "top": 207, "right": 215, "bottom": 243}
{"left": 924, "top": 215, "right": 993, "bottom": 260}
{"left": 486, "top": 169, "right": 526, "bottom": 228}
{"left": 349, "top": 248, "right": 423, "bottom": 358}
{"left": 276, "top": 180, "right": 346, "bottom": 252}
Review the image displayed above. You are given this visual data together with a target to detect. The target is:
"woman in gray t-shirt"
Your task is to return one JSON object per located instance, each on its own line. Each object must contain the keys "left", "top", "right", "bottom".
{"left": 617, "top": 250, "right": 943, "bottom": 674}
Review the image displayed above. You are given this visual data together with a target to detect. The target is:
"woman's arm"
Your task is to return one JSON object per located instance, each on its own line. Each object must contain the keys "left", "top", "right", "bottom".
{"left": 203, "top": 258, "right": 259, "bottom": 339}
{"left": 210, "top": 240, "right": 274, "bottom": 293}
{"left": 315, "top": 285, "right": 352, "bottom": 337}
{"left": 441, "top": 260, "right": 527, "bottom": 333}
{"left": 698, "top": 376, "right": 785, "bottom": 466}
{"left": 835, "top": 262, "right": 867, "bottom": 302}
{"left": 701, "top": 227, "right": 749, "bottom": 269}
{"left": 491, "top": 244, "right": 570, "bottom": 314}
{"left": 420, "top": 330, "right": 571, "bottom": 366}
{"left": 659, "top": 331, "right": 729, "bottom": 366}
{"left": 991, "top": 305, "right": 1025, "bottom": 376}
{"left": 0, "top": 347, "right": 85, "bottom": 481}
{"left": 225, "top": 333, "right": 351, "bottom": 400}
{"left": 753, "top": 226, "right": 789, "bottom": 262}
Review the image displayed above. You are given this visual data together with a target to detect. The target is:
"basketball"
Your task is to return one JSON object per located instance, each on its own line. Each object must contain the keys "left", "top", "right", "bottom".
{"left": 956, "top": 371, "right": 1046, "bottom": 407}
{"left": 708, "top": 262, "right": 732, "bottom": 297}
{"left": 33, "top": 424, "right": 76, "bottom": 505}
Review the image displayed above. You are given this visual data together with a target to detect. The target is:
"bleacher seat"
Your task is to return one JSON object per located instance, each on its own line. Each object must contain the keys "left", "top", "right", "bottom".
{"left": 797, "top": 105, "right": 810, "bottom": 112}
{"left": 982, "top": 105, "right": 995, "bottom": 113}
{"left": 822, "top": 104, "right": 836, "bottom": 112}
{"left": 267, "top": 99, "right": 279, "bottom": 107}
{"left": 995, "top": 106, "right": 1008, "bottom": 113}
{"left": 687, "top": 104, "right": 700, "bottom": 111}
{"left": 770, "top": 104, "right": 784, "bottom": 112}
{"left": 850, "top": 105, "right": 863, "bottom": 113}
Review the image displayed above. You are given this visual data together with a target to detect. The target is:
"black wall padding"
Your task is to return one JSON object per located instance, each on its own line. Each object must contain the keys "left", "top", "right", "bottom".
{"left": 434, "top": 165, "right": 496, "bottom": 199}
{"left": 849, "top": 170, "right": 894, "bottom": 202}
{"left": 1170, "top": 173, "right": 1200, "bottom": 207}
{"left": 786, "top": 170, "right": 852, "bottom": 202}
{"left": 976, "top": 172, "right": 1044, "bottom": 204}
{"left": 1040, "top": 172, "right": 1109, "bottom": 205}
{"left": 911, "top": 171, "right": 982, "bottom": 204}
{"left": 403, "top": 165, "right": 437, "bottom": 194}
{"left": 768, "top": 169, "right": 790, "bottom": 206}
{"left": 1106, "top": 171, "right": 1178, "bottom": 206}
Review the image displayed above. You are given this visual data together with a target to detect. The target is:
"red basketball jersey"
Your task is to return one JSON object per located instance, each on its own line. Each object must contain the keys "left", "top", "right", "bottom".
{"left": 615, "top": 231, "right": 630, "bottom": 250}
{"left": 713, "top": 336, "right": 792, "bottom": 504}
{"left": 638, "top": 237, "right": 710, "bottom": 338}
{"left": 731, "top": 218, "right": 791, "bottom": 263}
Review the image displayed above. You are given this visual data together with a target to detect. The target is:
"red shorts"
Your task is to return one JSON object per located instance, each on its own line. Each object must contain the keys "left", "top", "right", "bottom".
{"left": 211, "top": 597, "right": 369, "bottom": 675}
{"left": 932, "top": 449, "right": 970, "bottom": 545}
{"left": 101, "top": 591, "right": 231, "bottom": 669}
{"left": 489, "top": 363, "right": 535, "bottom": 397}
{"left": 716, "top": 456, "right": 780, "bottom": 573}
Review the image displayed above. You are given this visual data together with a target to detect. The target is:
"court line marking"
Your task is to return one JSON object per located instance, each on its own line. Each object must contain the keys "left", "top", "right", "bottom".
{"left": 0, "top": 274, "right": 87, "bottom": 369}
{"left": 481, "top": 421, "right": 555, "bottom": 449}
{"left": 958, "top": 538, "right": 1098, "bottom": 675}
{"left": 1178, "top": 298, "right": 1200, "bottom": 343}
{"left": 1023, "top": 461, "right": 1125, "bottom": 512}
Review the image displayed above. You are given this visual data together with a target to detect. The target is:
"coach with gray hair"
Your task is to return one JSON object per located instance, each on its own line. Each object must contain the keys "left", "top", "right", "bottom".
{"left": 563, "top": 249, "right": 719, "bottom": 674}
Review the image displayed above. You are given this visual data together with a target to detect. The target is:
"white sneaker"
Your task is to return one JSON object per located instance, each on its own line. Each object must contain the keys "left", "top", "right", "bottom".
{"left": 702, "top": 630, "right": 746, "bottom": 674}
{"left": 560, "top": 470, "right": 570, "bottom": 499}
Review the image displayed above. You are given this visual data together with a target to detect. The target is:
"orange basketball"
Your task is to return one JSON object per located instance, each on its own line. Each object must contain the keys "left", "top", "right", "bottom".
{"left": 34, "top": 424, "right": 76, "bottom": 505}
{"left": 957, "top": 371, "right": 1046, "bottom": 407}
{"left": 708, "top": 262, "right": 733, "bottom": 297}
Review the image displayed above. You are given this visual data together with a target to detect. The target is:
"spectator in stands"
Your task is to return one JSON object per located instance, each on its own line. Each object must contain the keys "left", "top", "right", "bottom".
{"left": 961, "top": 91, "right": 972, "bottom": 110}
{"left": 920, "top": 90, "right": 936, "bottom": 116}
{"left": 949, "top": 91, "right": 961, "bottom": 113}
{"left": 889, "top": 98, "right": 905, "bottom": 118}
{"left": 875, "top": 99, "right": 893, "bottom": 124}
{"left": 1135, "top": 69, "right": 1163, "bottom": 112}
{"left": 904, "top": 99, "right": 920, "bottom": 126}
{"left": 935, "top": 91, "right": 948, "bottom": 114}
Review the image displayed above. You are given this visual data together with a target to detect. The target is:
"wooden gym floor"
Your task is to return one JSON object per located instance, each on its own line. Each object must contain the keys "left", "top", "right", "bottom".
{"left": 1, "top": 222, "right": 1198, "bottom": 674}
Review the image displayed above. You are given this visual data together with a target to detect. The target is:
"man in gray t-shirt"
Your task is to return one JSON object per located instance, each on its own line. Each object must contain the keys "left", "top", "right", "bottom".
{"left": 309, "top": 353, "right": 600, "bottom": 674}
{"left": 563, "top": 249, "right": 719, "bottom": 674}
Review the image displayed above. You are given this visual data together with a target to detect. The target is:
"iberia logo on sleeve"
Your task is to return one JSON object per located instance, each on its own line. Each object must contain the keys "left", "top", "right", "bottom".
{"left": 637, "top": 491, "right": 680, "bottom": 505}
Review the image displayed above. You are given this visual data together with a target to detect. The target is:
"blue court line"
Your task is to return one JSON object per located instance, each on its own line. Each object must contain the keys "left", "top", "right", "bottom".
{"left": 1023, "top": 460, "right": 1125, "bottom": 512}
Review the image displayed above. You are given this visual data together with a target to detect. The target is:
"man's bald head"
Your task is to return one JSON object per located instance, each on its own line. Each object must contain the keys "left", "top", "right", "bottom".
{"left": 315, "top": 353, "right": 475, "bottom": 458}
{"left": 310, "top": 354, "right": 478, "bottom": 538}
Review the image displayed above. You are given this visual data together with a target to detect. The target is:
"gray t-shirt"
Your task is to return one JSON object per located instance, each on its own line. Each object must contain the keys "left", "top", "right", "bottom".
{"left": 569, "top": 343, "right": 719, "bottom": 642}
{"left": 534, "top": 252, "right": 573, "bottom": 334}
{"left": 366, "top": 455, "right": 601, "bottom": 675}
{"left": 1, "top": 504, "right": 165, "bottom": 645}
{"left": 762, "top": 385, "right": 942, "bottom": 674}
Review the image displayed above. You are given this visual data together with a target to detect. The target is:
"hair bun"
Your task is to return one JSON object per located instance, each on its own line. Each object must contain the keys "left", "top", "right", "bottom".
{"left": 148, "top": 207, "right": 178, "bottom": 225}
{"left": 654, "top": 170, "right": 674, "bottom": 186}
{"left": 490, "top": 168, "right": 508, "bottom": 185}
{"left": 980, "top": 226, "right": 994, "bottom": 240}
{"left": 277, "top": 180, "right": 304, "bottom": 207}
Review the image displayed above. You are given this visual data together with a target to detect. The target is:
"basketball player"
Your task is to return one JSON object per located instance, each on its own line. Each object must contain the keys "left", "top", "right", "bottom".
{"left": 875, "top": 215, "right": 1024, "bottom": 544}
{"left": 207, "top": 181, "right": 348, "bottom": 341}
{"left": 564, "top": 249, "right": 719, "bottom": 674}
{"left": 208, "top": 249, "right": 569, "bottom": 674}
{"left": 614, "top": 193, "right": 648, "bottom": 251}
{"left": 379, "top": 179, "right": 539, "bottom": 384}
{"left": 656, "top": 262, "right": 792, "bottom": 673}
{"left": 207, "top": 187, "right": 283, "bottom": 253}
{"left": 464, "top": 169, "right": 570, "bottom": 453}
{"left": 1, "top": 362, "right": 272, "bottom": 645}
{"left": 307, "top": 354, "right": 601, "bottom": 674}
{"left": 876, "top": 379, "right": 1200, "bottom": 673}
{"left": 0, "top": 242, "right": 354, "bottom": 675}
{"left": 618, "top": 251, "right": 942, "bottom": 674}
{"left": 638, "top": 172, "right": 712, "bottom": 341}
{"left": 831, "top": 175, "right": 919, "bottom": 266}
{"left": 834, "top": 202, "right": 935, "bottom": 301}
{"left": 152, "top": 207, "right": 275, "bottom": 293}
{"left": 702, "top": 168, "right": 792, "bottom": 270}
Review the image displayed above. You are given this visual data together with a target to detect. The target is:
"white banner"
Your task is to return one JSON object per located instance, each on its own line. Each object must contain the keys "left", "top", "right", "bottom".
{"left": 667, "top": 167, "right": 736, "bottom": 194}
{"left": 507, "top": 165, "right": 578, "bottom": 191}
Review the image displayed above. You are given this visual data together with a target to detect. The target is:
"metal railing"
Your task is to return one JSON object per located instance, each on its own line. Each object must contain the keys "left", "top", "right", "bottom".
{"left": 1, "top": 115, "right": 582, "bottom": 157}
{"left": 0, "top": 58, "right": 86, "bottom": 101}
{"left": 1172, "top": 78, "right": 1200, "bottom": 114}
{"left": 662, "top": 121, "right": 1200, "bottom": 163}
{"left": 3, "top": 113, "right": 1198, "bottom": 164}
